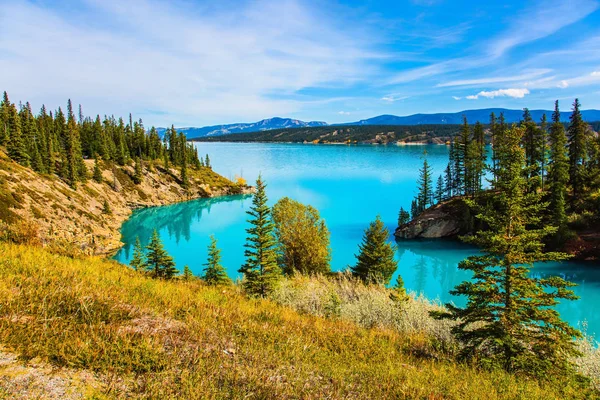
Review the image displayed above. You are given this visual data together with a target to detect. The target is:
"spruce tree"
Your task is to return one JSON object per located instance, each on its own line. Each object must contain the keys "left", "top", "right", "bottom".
{"left": 415, "top": 157, "right": 433, "bottom": 213}
{"left": 133, "top": 157, "right": 143, "bottom": 184}
{"left": 6, "top": 101, "right": 29, "bottom": 166}
{"left": 398, "top": 207, "right": 410, "bottom": 226}
{"left": 351, "top": 216, "right": 397, "bottom": 284}
{"left": 130, "top": 237, "right": 145, "bottom": 271}
{"left": 567, "top": 98, "right": 588, "bottom": 198}
{"left": 182, "top": 265, "right": 194, "bottom": 281}
{"left": 547, "top": 101, "right": 570, "bottom": 241}
{"left": 410, "top": 199, "right": 418, "bottom": 219}
{"left": 390, "top": 274, "right": 408, "bottom": 302}
{"left": 435, "top": 175, "right": 444, "bottom": 203}
{"left": 239, "top": 175, "right": 280, "bottom": 296}
{"left": 205, "top": 154, "right": 211, "bottom": 169}
{"left": 202, "top": 235, "right": 231, "bottom": 285}
{"left": 102, "top": 199, "right": 112, "bottom": 215}
{"left": 433, "top": 125, "right": 580, "bottom": 378}
{"left": 145, "top": 229, "right": 178, "bottom": 279}
{"left": 93, "top": 158, "right": 103, "bottom": 183}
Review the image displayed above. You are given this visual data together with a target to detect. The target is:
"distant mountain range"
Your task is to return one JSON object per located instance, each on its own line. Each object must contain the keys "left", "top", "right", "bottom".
{"left": 160, "top": 108, "right": 600, "bottom": 138}
{"left": 347, "top": 108, "right": 600, "bottom": 126}
{"left": 157, "top": 117, "right": 326, "bottom": 139}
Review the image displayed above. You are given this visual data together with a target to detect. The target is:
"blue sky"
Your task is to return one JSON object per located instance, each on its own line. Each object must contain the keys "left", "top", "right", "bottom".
{"left": 1, "top": 0, "right": 599, "bottom": 126}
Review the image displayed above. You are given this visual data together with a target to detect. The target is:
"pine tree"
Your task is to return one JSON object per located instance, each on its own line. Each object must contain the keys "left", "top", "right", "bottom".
{"left": 433, "top": 125, "right": 580, "bottom": 378}
{"left": 471, "top": 121, "right": 486, "bottom": 194}
{"left": 203, "top": 235, "right": 231, "bottom": 285}
{"left": 205, "top": 154, "right": 211, "bottom": 169}
{"left": 145, "top": 229, "right": 178, "bottom": 279}
{"left": 435, "top": 175, "right": 444, "bottom": 203}
{"left": 6, "top": 100, "right": 29, "bottom": 166}
{"left": 239, "top": 176, "right": 280, "bottom": 296}
{"left": 182, "top": 265, "right": 194, "bottom": 281}
{"left": 130, "top": 237, "right": 145, "bottom": 271}
{"left": 102, "top": 199, "right": 112, "bottom": 215}
{"left": 410, "top": 199, "right": 418, "bottom": 219}
{"left": 540, "top": 114, "right": 548, "bottom": 191}
{"left": 351, "top": 216, "right": 397, "bottom": 284}
{"left": 489, "top": 112, "right": 498, "bottom": 184}
{"left": 390, "top": 274, "right": 408, "bottom": 302}
{"left": 547, "top": 101, "right": 570, "bottom": 242}
{"left": 415, "top": 156, "right": 433, "bottom": 213}
{"left": 398, "top": 207, "right": 410, "bottom": 226}
{"left": 567, "top": 99, "right": 588, "bottom": 199}
{"left": 133, "top": 157, "right": 143, "bottom": 184}
{"left": 0, "top": 92, "right": 9, "bottom": 145}
{"left": 93, "top": 158, "right": 103, "bottom": 183}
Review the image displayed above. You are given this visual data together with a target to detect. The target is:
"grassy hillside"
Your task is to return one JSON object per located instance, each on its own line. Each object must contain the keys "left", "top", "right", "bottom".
{"left": 194, "top": 124, "right": 465, "bottom": 144}
{"left": 0, "top": 149, "right": 248, "bottom": 255}
{"left": 0, "top": 243, "right": 597, "bottom": 399}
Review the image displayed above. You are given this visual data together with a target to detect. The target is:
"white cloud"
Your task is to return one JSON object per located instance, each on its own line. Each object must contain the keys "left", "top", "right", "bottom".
{"left": 338, "top": 111, "right": 351, "bottom": 115}
{"left": 0, "top": 0, "right": 384, "bottom": 126}
{"left": 381, "top": 95, "right": 409, "bottom": 102}
{"left": 466, "top": 88, "right": 530, "bottom": 100}
{"left": 452, "top": 96, "right": 462, "bottom": 100}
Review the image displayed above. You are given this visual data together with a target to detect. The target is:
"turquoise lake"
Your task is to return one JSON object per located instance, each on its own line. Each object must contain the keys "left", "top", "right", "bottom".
{"left": 115, "top": 142, "right": 600, "bottom": 338}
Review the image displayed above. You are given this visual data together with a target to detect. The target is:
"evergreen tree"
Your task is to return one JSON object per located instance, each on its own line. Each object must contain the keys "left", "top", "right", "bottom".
{"left": 182, "top": 265, "right": 194, "bottom": 281}
{"left": 540, "top": 114, "right": 548, "bottom": 191}
{"left": 239, "top": 176, "right": 280, "bottom": 296}
{"left": 435, "top": 175, "right": 444, "bottom": 203}
{"left": 433, "top": 125, "right": 580, "bottom": 378}
{"left": 415, "top": 156, "right": 433, "bottom": 213}
{"left": 398, "top": 207, "right": 410, "bottom": 226}
{"left": 145, "top": 229, "right": 178, "bottom": 279}
{"left": 133, "top": 157, "right": 143, "bottom": 184}
{"left": 547, "top": 101, "right": 570, "bottom": 241}
{"left": 0, "top": 92, "right": 9, "bottom": 145}
{"left": 93, "top": 158, "right": 103, "bottom": 183}
{"left": 130, "top": 237, "right": 145, "bottom": 271}
{"left": 352, "top": 216, "right": 397, "bottom": 284}
{"left": 390, "top": 274, "right": 408, "bottom": 303}
{"left": 6, "top": 100, "right": 29, "bottom": 166}
{"left": 205, "top": 154, "right": 211, "bottom": 169}
{"left": 102, "top": 199, "right": 112, "bottom": 215}
{"left": 202, "top": 235, "right": 231, "bottom": 285}
{"left": 471, "top": 121, "right": 486, "bottom": 194}
{"left": 489, "top": 112, "right": 498, "bottom": 184}
{"left": 567, "top": 99, "right": 588, "bottom": 198}
{"left": 410, "top": 199, "right": 418, "bottom": 219}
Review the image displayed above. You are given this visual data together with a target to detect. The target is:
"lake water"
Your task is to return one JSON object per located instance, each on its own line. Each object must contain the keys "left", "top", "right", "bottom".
{"left": 115, "top": 142, "right": 600, "bottom": 338}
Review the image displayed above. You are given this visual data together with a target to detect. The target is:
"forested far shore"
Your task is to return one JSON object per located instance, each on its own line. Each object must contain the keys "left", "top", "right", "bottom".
{"left": 193, "top": 120, "right": 600, "bottom": 144}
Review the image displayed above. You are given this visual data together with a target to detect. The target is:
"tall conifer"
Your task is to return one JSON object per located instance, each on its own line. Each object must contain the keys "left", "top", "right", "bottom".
{"left": 433, "top": 125, "right": 580, "bottom": 377}
{"left": 239, "top": 176, "right": 280, "bottom": 296}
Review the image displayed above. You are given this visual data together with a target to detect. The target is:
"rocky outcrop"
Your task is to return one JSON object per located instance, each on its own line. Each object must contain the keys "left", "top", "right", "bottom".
{"left": 395, "top": 199, "right": 472, "bottom": 239}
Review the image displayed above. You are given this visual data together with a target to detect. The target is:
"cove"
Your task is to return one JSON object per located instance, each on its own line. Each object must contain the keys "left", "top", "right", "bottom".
{"left": 114, "top": 142, "right": 600, "bottom": 338}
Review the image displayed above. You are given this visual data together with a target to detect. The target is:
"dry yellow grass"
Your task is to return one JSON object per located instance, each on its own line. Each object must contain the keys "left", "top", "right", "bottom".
{"left": 0, "top": 243, "right": 596, "bottom": 399}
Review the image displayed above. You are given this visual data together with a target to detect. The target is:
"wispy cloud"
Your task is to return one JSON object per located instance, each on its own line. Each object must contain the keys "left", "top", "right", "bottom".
{"left": 381, "top": 95, "right": 409, "bottom": 102}
{"left": 0, "top": 0, "right": 384, "bottom": 125}
{"left": 466, "top": 88, "right": 530, "bottom": 100}
{"left": 338, "top": 111, "right": 351, "bottom": 115}
{"left": 489, "top": 0, "right": 599, "bottom": 58}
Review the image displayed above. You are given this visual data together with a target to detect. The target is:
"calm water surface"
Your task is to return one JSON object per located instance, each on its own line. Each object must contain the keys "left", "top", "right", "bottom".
{"left": 115, "top": 143, "right": 600, "bottom": 337}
